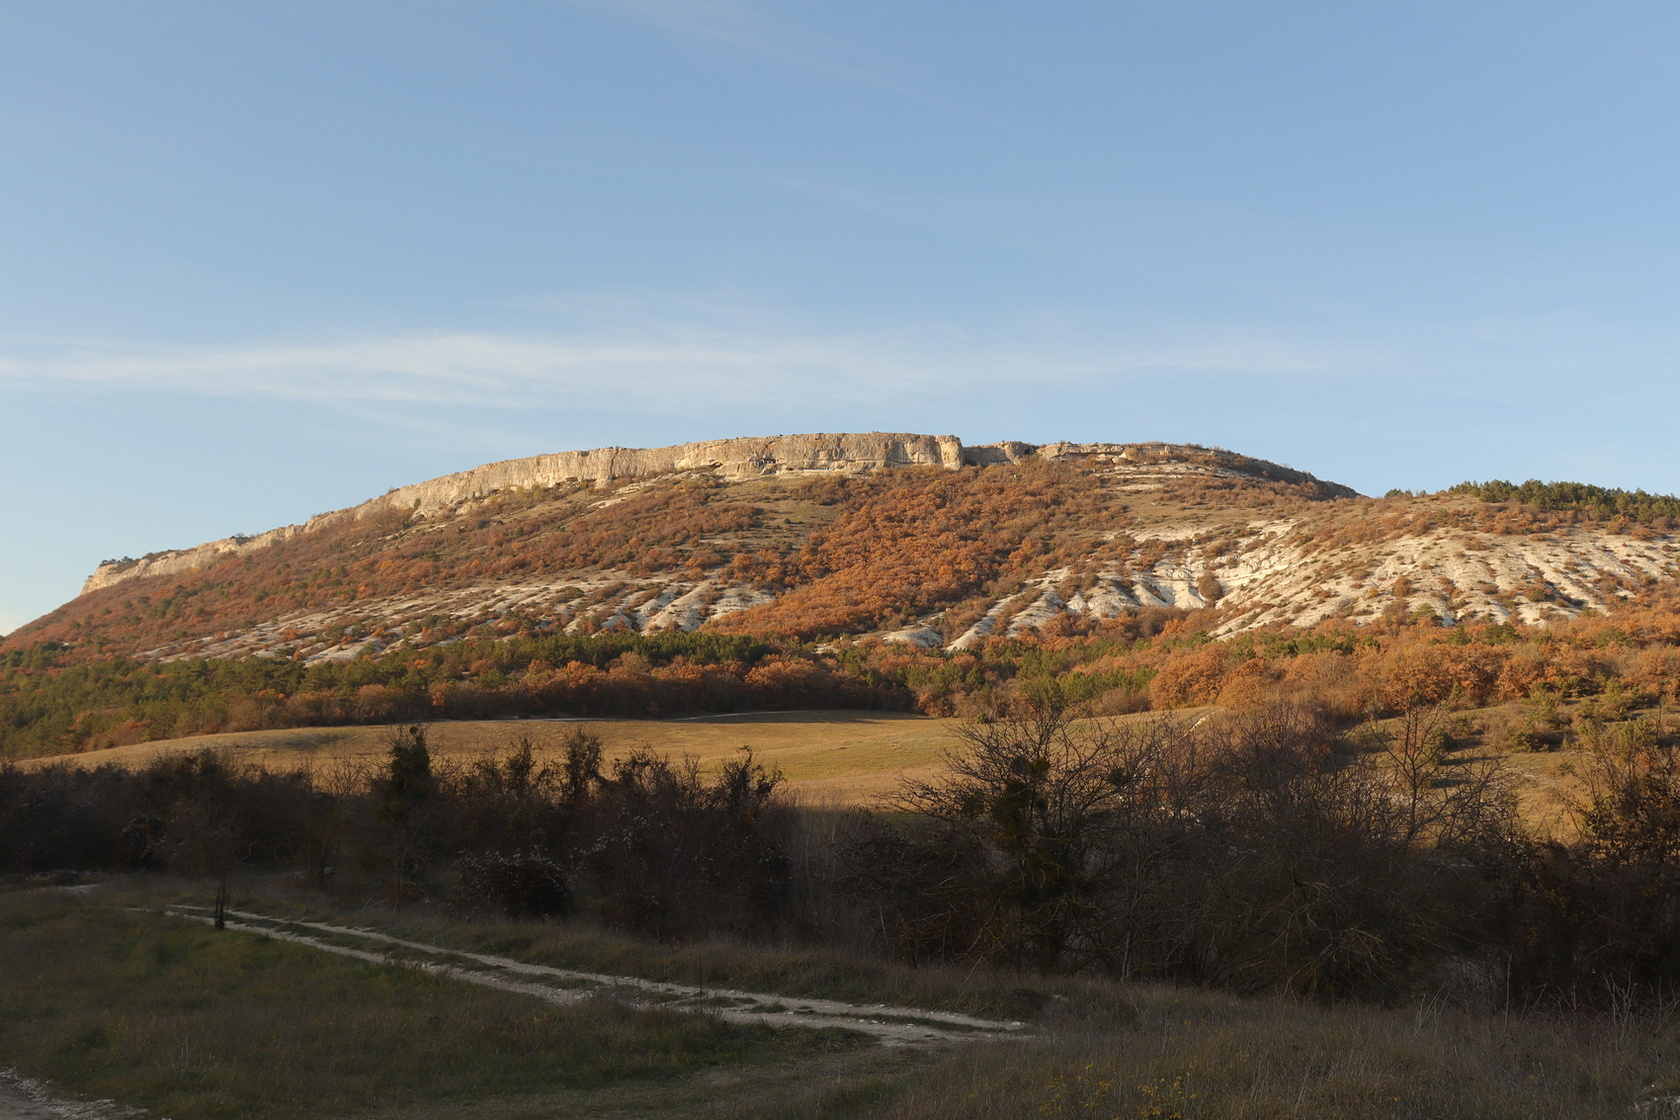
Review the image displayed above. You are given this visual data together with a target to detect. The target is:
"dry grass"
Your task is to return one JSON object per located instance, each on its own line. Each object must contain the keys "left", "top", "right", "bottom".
{"left": 862, "top": 991, "right": 1680, "bottom": 1120}
{"left": 0, "top": 888, "right": 878, "bottom": 1120}
{"left": 383, "top": 908, "right": 1680, "bottom": 1119}
{"left": 28, "top": 703, "right": 1601, "bottom": 828}
{"left": 24, "top": 711, "right": 962, "bottom": 807}
{"left": 10, "top": 879, "right": 1680, "bottom": 1120}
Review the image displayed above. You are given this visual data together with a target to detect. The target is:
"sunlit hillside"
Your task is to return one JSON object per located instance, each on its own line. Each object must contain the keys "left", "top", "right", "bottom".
{"left": 8, "top": 433, "right": 1676, "bottom": 666}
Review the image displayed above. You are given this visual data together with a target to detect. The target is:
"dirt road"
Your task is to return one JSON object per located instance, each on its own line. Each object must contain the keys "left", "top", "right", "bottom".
{"left": 0, "top": 1072, "right": 138, "bottom": 1120}
{"left": 166, "top": 906, "right": 1028, "bottom": 1047}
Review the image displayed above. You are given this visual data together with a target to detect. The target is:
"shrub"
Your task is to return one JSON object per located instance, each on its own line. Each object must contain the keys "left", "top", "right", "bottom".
{"left": 459, "top": 850, "right": 572, "bottom": 918}
{"left": 1503, "top": 720, "right": 1549, "bottom": 752}
{"left": 849, "top": 704, "right": 1523, "bottom": 1000}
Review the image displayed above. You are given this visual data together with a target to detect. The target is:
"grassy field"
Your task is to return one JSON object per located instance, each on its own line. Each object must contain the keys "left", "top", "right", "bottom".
{"left": 22, "top": 711, "right": 963, "bottom": 807}
{"left": 22, "top": 702, "right": 1592, "bottom": 824}
{"left": 4, "top": 880, "right": 1677, "bottom": 1120}
{"left": 0, "top": 886, "right": 888, "bottom": 1120}
{"left": 862, "top": 999, "right": 1680, "bottom": 1120}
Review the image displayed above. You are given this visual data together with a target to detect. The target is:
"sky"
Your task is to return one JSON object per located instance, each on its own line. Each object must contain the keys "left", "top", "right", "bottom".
{"left": 4, "top": 1, "right": 1680, "bottom": 635}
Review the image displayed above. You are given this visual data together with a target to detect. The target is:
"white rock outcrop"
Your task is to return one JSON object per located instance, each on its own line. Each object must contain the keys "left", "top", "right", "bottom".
{"left": 78, "top": 433, "right": 1360, "bottom": 606}
{"left": 82, "top": 433, "right": 967, "bottom": 594}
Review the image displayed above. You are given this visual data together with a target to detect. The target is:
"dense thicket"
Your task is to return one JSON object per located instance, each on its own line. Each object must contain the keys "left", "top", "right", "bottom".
{"left": 844, "top": 705, "right": 1524, "bottom": 998}
{"left": 9, "top": 709, "right": 1680, "bottom": 1010}
{"left": 0, "top": 727, "right": 793, "bottom": 941}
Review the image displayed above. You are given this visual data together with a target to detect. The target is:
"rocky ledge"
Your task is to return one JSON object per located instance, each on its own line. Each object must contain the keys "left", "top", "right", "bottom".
{"left": 80, "top": 432, "right": 1348, "bottom": 595}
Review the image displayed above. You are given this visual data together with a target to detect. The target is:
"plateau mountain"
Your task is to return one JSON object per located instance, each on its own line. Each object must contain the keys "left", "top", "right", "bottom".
{"left": 9, "top": 432, "right": 1677, "bottom": 664}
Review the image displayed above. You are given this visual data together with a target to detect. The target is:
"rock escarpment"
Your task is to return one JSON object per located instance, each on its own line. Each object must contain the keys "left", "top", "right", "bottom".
{"left": 82, "top": 433, "right": 965, "bottom": 594}
{"left": 375, "top": 432, "right": 967, "bottom": 517}
{"left": 27, "top": 430, "right": 1680, "bottom": 665}
{"left": 83, "top": 433, "right": 1344, "bottom": 595}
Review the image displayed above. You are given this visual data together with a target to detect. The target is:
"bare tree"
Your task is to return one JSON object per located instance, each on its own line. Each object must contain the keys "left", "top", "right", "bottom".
{"left": 898, "top": 709, "right": 1202, "bottom": 973}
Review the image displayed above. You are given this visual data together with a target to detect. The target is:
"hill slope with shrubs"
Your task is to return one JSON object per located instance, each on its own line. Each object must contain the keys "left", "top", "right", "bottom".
{"left": 5, "top": 433, "right": 1680, "bottom": 756}
{"left": 8, "top": 434, "right": 1680, "bottom": 667}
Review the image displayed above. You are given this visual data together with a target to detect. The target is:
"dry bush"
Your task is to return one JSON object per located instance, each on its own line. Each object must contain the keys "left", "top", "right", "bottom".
{"left": 715, "top": 462, "right": 1126, "bottom": 639}
{"left": 1148, "top": 645, "right": 1233, "bottom": 707}
{"left": 845, "top": 704, "right": 1525, "bottom": 1001}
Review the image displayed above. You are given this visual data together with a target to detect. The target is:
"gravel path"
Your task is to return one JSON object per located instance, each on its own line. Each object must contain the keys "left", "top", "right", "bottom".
{"left": 0, "top": 1072, "right": 140, "bottom": 1120}
{"left": 165, "top": 906, "right": 1028, "bottom": 1047}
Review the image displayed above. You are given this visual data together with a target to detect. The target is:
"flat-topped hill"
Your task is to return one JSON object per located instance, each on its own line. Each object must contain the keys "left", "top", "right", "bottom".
{"left": 6, "top": 432, "right": 1676, "bottom": 665}
{"left": 75, "top": 433, "right": 1352, "bottom": 596}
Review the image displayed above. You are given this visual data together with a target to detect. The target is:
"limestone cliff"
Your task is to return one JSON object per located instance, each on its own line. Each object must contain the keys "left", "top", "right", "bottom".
{"left": 32, "top": 431, "right": 1678, "bottom": 665}
{"left": 83, "top": 433, "right": 1342, "bottom": 596}
{"left": 81, "top": 433, "right": 966, "bottom": 594}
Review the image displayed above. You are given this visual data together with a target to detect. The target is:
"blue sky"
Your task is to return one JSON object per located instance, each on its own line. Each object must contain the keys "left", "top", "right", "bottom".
{"left": 4, "top": 1, "right": 1680, "bottom": 634}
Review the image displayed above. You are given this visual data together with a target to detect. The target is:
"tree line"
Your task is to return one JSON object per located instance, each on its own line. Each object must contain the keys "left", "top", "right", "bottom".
{"left": 1448, "top": 478, "right": 1680, "bottom": 525}
{"left": 6, "top": 703, "right": 1680, "bottom": 1011}
{"left": 6, "top": 595, "right": 1680, "bottom": 757}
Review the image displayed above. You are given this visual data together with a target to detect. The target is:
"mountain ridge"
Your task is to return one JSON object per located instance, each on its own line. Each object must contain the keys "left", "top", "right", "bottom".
{"left": 11, "top": 432, "right": 1678, "bottom": 666}
{"left": 79, "top": 432, "right": 1351, "bottom": 595}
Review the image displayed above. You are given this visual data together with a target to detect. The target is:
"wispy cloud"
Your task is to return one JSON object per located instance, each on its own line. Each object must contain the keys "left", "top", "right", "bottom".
{"left": 0, "top": 321, "right": 1361, "bottom": 413}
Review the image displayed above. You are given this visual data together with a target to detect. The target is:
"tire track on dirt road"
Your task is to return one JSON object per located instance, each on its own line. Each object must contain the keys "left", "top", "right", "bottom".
{"left": 163, "top": 907, "right": 1029, "bottom": 1047}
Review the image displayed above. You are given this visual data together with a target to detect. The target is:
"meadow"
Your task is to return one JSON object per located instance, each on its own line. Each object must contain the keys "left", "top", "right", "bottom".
{"left": 20, "top": 702, "right": 1587, "bottom": 828}
{"left": 5, "top": 683, "right": 1678, "bottom": 1117}
{"left": 1, "top": 881, "right": 1674, "bottom": 1120}
{"left": 21, "top": 710, "right": 963, "bottom": 807}
{"left": 0, "top": 887, "right": 885, "bottom": 1120}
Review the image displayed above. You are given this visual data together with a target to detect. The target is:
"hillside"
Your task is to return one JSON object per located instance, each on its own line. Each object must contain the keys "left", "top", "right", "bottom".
{"left": 7, "top": 432, "right": 1677, "bottom": 664}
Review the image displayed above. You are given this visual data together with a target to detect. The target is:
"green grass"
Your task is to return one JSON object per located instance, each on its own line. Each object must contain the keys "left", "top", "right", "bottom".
{"left": 227, "top": 893, "right": 1680, "bottom": 1120}
{"left": 8, "top": 880, "right": 1680, "bottom": 1120}
{"left": 149, "top": 876, "right": 1059, "bottom": 1021}
{"left": 0, "top": 890, "right": 867, "bottom": 1120}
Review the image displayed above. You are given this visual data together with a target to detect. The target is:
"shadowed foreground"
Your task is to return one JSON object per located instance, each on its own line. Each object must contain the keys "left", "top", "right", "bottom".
{"left": 2, "top": 885, "right": 1678, "bottom": 1120}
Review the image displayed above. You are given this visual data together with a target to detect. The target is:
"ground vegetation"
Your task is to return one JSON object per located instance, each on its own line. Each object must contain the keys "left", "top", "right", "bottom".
{"left": 6, "top": 703, "right": 1680, "bottom": 1014}
{"left": 8, "top": 589, "right": 1680, "bottom": 757}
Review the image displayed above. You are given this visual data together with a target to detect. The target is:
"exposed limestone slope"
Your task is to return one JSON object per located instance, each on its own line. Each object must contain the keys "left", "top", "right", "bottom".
{"left": 212, "top": 509, "right": 1680, "bottom": 668}
{"left": 83, "top": 432, "right": 966, "bottom": 595}
{"left": 931, "top": 519, "right": 1680, "bottom": 652}
{"left": 1207, "top": 521, "right": 1680, "bottom": 632}
{"left": 79, "top": 434, "right": 1352, "bottom": 597}
{"left": 19, "top": 432, "right": 1678, "bottom": 664}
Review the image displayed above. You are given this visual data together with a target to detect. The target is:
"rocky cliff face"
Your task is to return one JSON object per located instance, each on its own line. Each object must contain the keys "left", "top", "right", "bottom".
{"left": 370, "top": 431, "right": 968, "bottom": 518}
{"left": 82, "top": 433, "right": 967, "bottom": 594}
{"left": 20, "top": 432, "right": 1676, "bottom": 664}
{"left": 82, "top": 433, "right": 1347, "bottom": 596}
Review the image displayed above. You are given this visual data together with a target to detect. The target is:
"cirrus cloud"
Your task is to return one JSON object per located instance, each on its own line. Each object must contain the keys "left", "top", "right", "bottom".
{"left": 0, "top": 322, "right": 1364, "bottom": 413}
